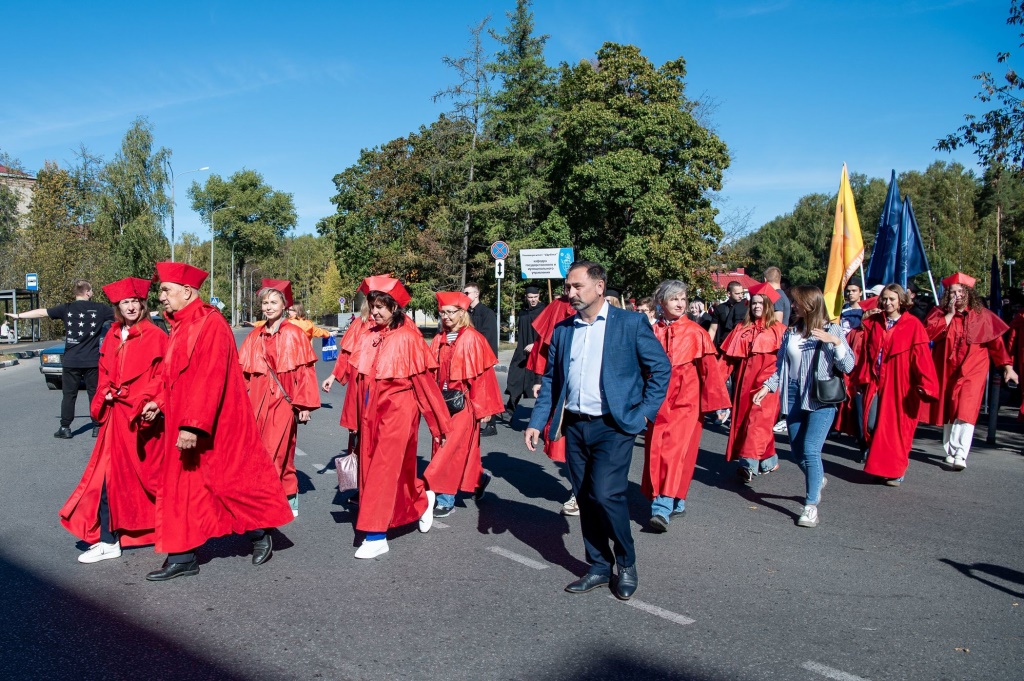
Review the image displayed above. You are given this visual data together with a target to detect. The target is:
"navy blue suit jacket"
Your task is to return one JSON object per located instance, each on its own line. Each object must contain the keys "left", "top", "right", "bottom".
{"left": 528, "top": 305, "right": 671, "bottom": 437}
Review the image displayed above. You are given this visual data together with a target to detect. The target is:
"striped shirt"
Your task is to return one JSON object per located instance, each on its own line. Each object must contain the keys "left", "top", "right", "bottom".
{"left": 764, "top": 322, "right": 855, "bottom": 413}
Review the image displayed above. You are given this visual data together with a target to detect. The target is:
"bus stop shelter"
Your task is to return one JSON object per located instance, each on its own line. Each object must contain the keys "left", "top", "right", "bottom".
{"left": 0, "top": 289, "right": 41, "bottom": 342}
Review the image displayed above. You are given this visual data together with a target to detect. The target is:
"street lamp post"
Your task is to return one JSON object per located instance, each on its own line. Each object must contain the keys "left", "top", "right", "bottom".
{"left": 167, "top": 163, "right": 209, "bottom": 262}
{"left": 249, "top": 266, "right": 261, "bottom": 324}
{"left": 207, "top": 204, "right": 234, "bottom": 300}
{"left": 1007, "top": 259, "right": 1016, "bottom": 288}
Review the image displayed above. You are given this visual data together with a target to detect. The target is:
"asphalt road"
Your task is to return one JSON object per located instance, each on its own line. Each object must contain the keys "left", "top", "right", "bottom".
{"left": 0, "top": 329, "right": 1021, "bottom": 680}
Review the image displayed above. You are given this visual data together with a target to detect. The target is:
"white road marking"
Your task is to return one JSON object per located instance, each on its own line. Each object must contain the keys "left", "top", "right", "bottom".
{"left": 801, "top": 661, "right": 871, "bottom": 681}
{"left": 433, "top": 521, "right": 449, "bottom": 529}
{"left": 487, "top": 546, "right": 549, "bottom": 570}
{"left": 295, "top": 447, "right": 308, "bottom": 457}
{"left": 608, "top": 595, "right": 695, "bottom": 625}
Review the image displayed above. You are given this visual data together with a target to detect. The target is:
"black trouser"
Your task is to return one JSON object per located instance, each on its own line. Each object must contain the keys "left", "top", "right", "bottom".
{"left": 60, "top": 366, "right": 98, "bottom": 428}
{"left": 99, "top": 481, "right": 116, "bottom": 544}
{"left": 563, "top": 413, "right": 636, "bottom": 575}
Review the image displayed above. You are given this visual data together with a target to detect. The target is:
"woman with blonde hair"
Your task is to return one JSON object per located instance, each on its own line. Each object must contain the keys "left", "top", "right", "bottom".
{"left": 754, "top": 285, "right": 854, "bottom": 529}
{"left": 425, "top": 291, "right": 504, "bottom": 516}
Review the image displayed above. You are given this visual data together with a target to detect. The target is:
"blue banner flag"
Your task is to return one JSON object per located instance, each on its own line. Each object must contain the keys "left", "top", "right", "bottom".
{"left": 866, "top": 170, "right": 902, "bottom": 287}
{"left": 895, "top": 197, "right": 931, "bottom": 288}
{"left": 990, "top": 254, "right": 1003, "bottom": 318}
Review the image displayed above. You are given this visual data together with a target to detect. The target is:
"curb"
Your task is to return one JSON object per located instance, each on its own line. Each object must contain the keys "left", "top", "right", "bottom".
{"left": 0, "top": 359, "right": 20, "bottom": 368}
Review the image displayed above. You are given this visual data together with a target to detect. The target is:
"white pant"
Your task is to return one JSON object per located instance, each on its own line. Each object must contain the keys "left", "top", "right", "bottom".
{"left": 942, "top": 420, "right": 975, "bottom": 459}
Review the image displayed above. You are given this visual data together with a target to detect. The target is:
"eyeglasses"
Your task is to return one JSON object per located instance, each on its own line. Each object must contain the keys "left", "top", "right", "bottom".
{"left": 439, "top": 309, "right": 462, "bottom": 317}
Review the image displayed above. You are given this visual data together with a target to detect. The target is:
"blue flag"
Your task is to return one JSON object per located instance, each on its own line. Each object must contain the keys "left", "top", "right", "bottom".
{"left": 866, "top": 170, "right": 902, "bottom": 287}
{"left": 895, "top": 197, "right": 930, "bottom": 288}
{"left": 991, "top": 254, "right": 1003, "bottom": 318}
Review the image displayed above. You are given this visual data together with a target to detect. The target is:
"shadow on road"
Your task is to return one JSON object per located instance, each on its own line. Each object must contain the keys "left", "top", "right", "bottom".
{"left": 539, "top": 646, "right": 732, "bottom": 681}
{"left": 939, "top": 558, "right": 1024, "bottom": 598}
{"left": 0, "top": 551, "right": 248, "bottom": 680}
{"left": 475, "top": 495, "right": 588, "bottom": 576}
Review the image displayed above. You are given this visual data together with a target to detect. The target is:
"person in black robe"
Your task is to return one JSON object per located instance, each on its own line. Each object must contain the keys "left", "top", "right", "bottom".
{"left": 505, "top": 285, "right": 547, "bottom": 418}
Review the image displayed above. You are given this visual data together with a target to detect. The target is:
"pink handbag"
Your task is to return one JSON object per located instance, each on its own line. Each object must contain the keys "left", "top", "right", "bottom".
{"left": 335, "top": 452, "right": 358, "bottom": 493}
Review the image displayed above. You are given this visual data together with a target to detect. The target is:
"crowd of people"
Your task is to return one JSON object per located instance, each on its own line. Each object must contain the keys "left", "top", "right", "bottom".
{"left": 6, "top": 258, "right": 1017, "bottom": 600}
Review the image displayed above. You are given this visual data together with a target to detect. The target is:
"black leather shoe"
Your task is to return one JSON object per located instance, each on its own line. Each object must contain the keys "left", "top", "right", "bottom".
{"left": 614, "top": 565, "right": 638, "bottom": 600}
{"left": 146, "top": 560, "right": 199, "bottom": 581}
{"left": 565, "top": 573, "right": 610, "bottom": 593}
{"left": 480, "top": 422, "right": 498, "bottom": 437}
{"left": 648, "top": 514, "right": 669, "bottom": 532}
{"left": 252, "top": 533, "right": 273, "bottom": 566}
{"left": 54, "top": 427, "right": 72, "bottom": 439}
{"left": 473, "top": 471, "right": 492, "bottom": 500}
{"left": 92, "top": 425, "right": 100, "bottom": 438}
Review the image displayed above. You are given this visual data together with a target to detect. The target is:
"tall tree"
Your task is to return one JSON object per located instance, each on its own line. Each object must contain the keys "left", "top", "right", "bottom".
{"left": 189, "top": 169, "right": 297, "bottom": 319}
{"left": 548, "top": 43, "right": 730, "bottom": 295}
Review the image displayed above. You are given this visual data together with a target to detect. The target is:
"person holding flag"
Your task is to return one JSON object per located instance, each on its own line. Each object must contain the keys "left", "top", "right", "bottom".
{"left": 924, "top": 272, "right": 1017, "bottom": 470}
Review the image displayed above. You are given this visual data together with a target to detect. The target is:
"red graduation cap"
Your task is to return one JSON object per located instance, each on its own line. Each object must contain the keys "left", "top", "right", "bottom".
{"left": 941, "top": 272, "right": 977, "bottom": 289}
{"left": 747, "top": 282, "right": 780, "bottom": 305}
{"left": 258, "top": 278, "right": 294, "bottom": 308}
{"left": 154, "top": 261, "right": 208, "bottom": 289}
{"left": 435, "top": 291, "right": 472, "bottom": 310}
{"left": 359, "top": 275, "right": 411, "bottom": 308}
{"left": 102, "top": 277, "right": 152, "bottom": 304}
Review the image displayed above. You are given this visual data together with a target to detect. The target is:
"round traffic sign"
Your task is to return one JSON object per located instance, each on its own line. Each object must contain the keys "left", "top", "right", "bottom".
{"left": 490, "top": 241, "right": 509, "bottom": 260}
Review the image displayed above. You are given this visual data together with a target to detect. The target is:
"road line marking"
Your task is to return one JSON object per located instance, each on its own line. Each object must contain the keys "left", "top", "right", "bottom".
{"left": 487, "top": 546, "right": 548, "bottom": 570}
{"left": 801, "top": 661, "right": 871, "bottom": 681}
{"left": 296, "top": 447, "right": 308, "bottom": 457}
{"left": 608, "top": 595, "right": 695, "bottom": 625}
{"left": 433, "top": 521, "right": 449, "bottom": 529}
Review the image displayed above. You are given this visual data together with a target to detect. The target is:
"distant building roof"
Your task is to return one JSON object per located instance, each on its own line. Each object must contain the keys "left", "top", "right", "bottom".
{"left": 709, "top": 268, "right": 761, "bottom": 290}
{"left": 0, "top": 165, "right": 34, "bottom": 179}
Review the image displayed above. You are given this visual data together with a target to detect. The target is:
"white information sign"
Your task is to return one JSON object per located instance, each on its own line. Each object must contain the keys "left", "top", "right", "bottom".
{"left": 519, "top": 248, "right": 575, "bottom": 279}
{"left": 495, "top": 259, "right": 505, "bottom": 279}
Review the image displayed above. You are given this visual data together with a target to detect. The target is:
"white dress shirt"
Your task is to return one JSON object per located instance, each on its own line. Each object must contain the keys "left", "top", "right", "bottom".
{"left": 566, "top": 301, "right": 609, "bottom": 416}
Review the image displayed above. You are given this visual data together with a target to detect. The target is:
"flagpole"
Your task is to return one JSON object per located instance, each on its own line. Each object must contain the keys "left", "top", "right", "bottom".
{"left": 926, "top": 270, "right": 939, "bottom": 302}
{"left": 860, "top": 264, "right": 866, "bottom": 291}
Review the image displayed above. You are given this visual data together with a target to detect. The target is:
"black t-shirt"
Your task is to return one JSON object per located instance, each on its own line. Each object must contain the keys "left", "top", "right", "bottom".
{"left": 712, "top": 299, "right": 748, "bottom": 346}
{"left": 47, "top": 300, "right": 115, "bottom": 368}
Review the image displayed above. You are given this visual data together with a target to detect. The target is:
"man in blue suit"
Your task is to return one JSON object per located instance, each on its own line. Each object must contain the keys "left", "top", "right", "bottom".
{"left": 525, "top": 261, "right": 670, "bottom": 600}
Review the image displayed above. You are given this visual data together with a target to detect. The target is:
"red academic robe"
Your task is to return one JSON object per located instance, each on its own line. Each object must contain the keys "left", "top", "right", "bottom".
{"left": 425, "top": 327, "right": 504, "bottom": 495}
{"left": 643, "top": 317, "right": 731, "bottom": 500}
{"left": 858, "top": 314, "right": 940, "bottom": 478}
{"left": 354, "top": 320, "right": 452, "bottom": 533}
{"left": 833, "top": 323, "right": 869, "bottom": 436}
{"left": 525, "top": 297, "right": 575, "bottom": 463}
{"left": 239, "top": 320, "right": 321, "bottom": 496}
{"left": 59, "top": 319, "right": 167, "bottom": 547}
{"left": 155, "top": 298, "right": 293, "bottom": 554}
{"left": 1006, "top": 312, "right": 1024, "bottom": 375}
{"left": 925, "top": 307, "right": 1011, "bottom": 426}
{"left": 331, "top": 318, "right": 371, "bottom": 432}
{"left": 721, "top": 321, "right": 785, "bottom": 462}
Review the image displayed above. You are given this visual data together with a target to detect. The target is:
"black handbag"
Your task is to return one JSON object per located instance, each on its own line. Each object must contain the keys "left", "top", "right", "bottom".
{"left": 810, "top": 340, "right": 847, "bottom": 405}
{"left": 441, "top": 385, "right": 466, "bottom": 416}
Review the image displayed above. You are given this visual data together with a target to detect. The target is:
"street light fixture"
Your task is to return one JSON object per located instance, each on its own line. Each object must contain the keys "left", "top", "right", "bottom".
{"left": 1007, "top": 259, "right": 1017, "bottom": 287}
{"left": 207, "top": 204, "right": 234, "bottom": 300}
{"left": 166, "top": 162, "right": 209, "bottom": 262}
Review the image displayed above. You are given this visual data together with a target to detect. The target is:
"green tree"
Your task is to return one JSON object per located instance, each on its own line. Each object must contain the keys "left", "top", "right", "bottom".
{"left": 316, "top": 259, "right": 345, "bottom": 315}
{"left": 189, "top": 169, "right": 297, "bottom": 318}
{"left": 548, "top": 43, "right": 730, "bottom": 294}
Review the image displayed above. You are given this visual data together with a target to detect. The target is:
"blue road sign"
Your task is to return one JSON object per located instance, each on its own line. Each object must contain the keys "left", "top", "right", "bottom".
{"left": 490, "top": 241, "right": 509, "bottom": 260}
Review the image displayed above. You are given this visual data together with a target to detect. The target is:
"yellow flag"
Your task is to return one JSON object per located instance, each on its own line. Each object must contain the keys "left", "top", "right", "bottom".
{"left": 822, "top": 164, "right": 864, "bottom": 320}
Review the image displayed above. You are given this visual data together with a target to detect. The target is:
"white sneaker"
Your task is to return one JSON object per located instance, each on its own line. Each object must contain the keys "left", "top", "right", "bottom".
{"left": 78, "top": 541, "right": 121, "bottom": 564}
{"left": 797, "top": 505, "right": 819, "bottom": 528}
{"left": 944, "top": 454, "right": 955, "bottom": 465}
{"left": 419, "top": 490, "right": 436, "bottom": 532}
{"left": 953, "top": 455, "right": 967, "bottom": 470}
{"left": 773, "top": 419, "right": 788, "bottom": 434}
{"left": 561, "top": 494, "right": 580, "bottom": 516}
{"left": 354, "top": 539, "right": 389, "bottom": 559}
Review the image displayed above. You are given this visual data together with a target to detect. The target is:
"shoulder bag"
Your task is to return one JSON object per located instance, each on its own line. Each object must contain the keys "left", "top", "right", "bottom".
{"left": 810, "top": 340, "right": 847, "bottom": 405}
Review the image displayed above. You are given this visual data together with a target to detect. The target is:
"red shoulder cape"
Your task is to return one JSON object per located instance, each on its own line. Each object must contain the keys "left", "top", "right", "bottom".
{"left": 531, "top": 297, "right": 575, "bottom": 342}
{"left": 430, "top": 327, "right": 497, "bottom": 380}
{"left": 239, "top": 320, "right": 318, "bottom": 374}
{"left": 655, "top": 317, "right": 716, "bottom": 365}
{"left": 720, "top": 321, "right": 785, "bottom": 358}
{"left": 102, "top": 319, "right": 167, "bottom": 385}
{"left": 358, "top": 320, "right": 438, "bottom": 379}
{"left": 926, "top": 306, "right": 1009, "bottom": 345}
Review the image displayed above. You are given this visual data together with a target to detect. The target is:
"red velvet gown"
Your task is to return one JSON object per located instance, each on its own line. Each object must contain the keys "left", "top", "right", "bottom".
{"left": 525, "top": 297, "right": 575, "bottom": 462}
{"left": 60, "top": 319, "right": 167, "bottom": 547}
{"left": 721, "top": 321, "right": 785, "bottom": 462}
{"left": 858, "top": 314, "right": 940, "bottom": 478}
{"left": 425, "top": 327, "right": 504, "bottom": 495}
{"left": 925, "top": 307, "right": 1011, "bottom": 426}
{"left": 642, "top": 317, "right": 731, "bottom": 501}
{"left": 239, "top": 320, "right": 321, "bottom": 497}
{"left": 330, "top": 318, "right": 371, "bottom": 432}
{"left": 354, "top": 320, "right": 451, "bottom": 533}
{"left": 155, "top": 299, "right": 293, "bottom": 554}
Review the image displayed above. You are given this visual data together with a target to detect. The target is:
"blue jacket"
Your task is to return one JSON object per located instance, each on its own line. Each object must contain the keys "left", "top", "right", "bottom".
{"left": 528, "top": 305, "right": 671, "bottom": 437}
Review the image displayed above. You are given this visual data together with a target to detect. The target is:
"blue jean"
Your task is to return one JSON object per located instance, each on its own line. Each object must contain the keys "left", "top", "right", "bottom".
{"left": 435, "top": 493, "right": 455, "bottom": 508}
{"left": 785, "top": 381, "right": 834, "bottom": 505}
{"left": 651, "top": 495, "right": 685, "bottom": 519}
{"left": 739, "top": 453, "right": 779, "bottom": 475}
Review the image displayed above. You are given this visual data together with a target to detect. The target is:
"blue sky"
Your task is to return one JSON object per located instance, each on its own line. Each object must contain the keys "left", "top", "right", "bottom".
{"left": 3, "top": 1, "right": 1011, "bottom": 245}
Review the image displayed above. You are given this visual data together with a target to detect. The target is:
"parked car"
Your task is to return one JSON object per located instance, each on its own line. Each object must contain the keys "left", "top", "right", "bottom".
{"left": 39, "top": 343, "right": 66, "bottom": 390}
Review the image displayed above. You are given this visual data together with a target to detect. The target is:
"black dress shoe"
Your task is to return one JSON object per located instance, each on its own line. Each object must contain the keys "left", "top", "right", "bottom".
{"left": 648, "top": 514, "right": 669, "bottom": 532}
{"left": 565, "top": 573, "right": 610, "bottom": 594}
{"left": 54, "top": 427, "right": 73, "bottom": 439}
{"left": 146, "top": 560, "right": 200, "bottom": 581}
{"left": 613, "top": 565, "right": 638, "bottom": 601}
{"left": 473, "top": 471, "right": 492, "bottom": 500}
{"left": 252, "top": 533, "right": 273, "bottom": 565}
{"left": 92, "top": 425, "right": 100, "bottom": 438}
{"left": 480, "top": 422, "right": 498, "bottom": 437}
